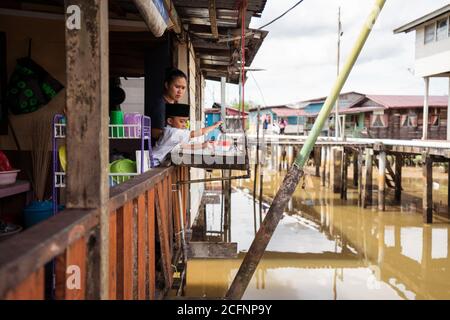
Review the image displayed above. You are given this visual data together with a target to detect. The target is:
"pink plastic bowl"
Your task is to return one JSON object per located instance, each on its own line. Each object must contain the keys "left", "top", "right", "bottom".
{"left": 0, "top": 169, "right": 20, "bottom": 186}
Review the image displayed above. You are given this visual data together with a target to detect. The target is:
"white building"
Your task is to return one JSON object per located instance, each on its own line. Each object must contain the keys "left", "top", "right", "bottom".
{"left": 394, "top": 4, "right": 450, "bottom": 140}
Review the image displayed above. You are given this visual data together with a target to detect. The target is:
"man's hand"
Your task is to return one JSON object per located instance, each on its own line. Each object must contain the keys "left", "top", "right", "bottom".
{"left": 213, "top": 120, "right": 223, "bottom": 128}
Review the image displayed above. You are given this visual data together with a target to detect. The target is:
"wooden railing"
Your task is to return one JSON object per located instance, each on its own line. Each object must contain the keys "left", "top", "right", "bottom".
{"left": 0, "top": 166, "right": 189, "bottom": 300}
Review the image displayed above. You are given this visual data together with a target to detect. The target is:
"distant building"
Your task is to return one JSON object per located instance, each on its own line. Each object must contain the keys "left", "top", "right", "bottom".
{"left": 343, "top": 95, "right": 449, "bottom": 140}
{"left": 204, "top": 103, "right": 248, "bottom": 140}
{"left": 394, "top": 4, "right": 450, "bottom": 140}
{"left": 249, "top": 93, "right": 449, "bottom": 140}
{"left": 248, "top": 92, "right": 365, "bottom": 136}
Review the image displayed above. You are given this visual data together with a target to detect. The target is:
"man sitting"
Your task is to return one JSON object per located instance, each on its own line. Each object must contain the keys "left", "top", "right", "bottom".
{"left": 152, "top": 103, "right": 222, "bottom": 166}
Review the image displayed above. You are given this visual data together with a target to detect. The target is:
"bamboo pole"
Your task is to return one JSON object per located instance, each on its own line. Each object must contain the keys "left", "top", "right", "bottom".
{"left": 226, "top": 0, "right": 387, "bottom": 300}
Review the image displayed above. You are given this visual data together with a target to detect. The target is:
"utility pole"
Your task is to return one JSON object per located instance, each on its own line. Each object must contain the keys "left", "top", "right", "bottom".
{"left": 335, "top": 7, "right": 342, "bottom": 140}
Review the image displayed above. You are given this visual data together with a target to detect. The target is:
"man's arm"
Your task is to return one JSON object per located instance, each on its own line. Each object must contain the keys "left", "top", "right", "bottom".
{"left": 180, "top": 141, "right": 212, "bottom": 150}
{"left": 190, "top": 121, "right": 223, "bottom": 138}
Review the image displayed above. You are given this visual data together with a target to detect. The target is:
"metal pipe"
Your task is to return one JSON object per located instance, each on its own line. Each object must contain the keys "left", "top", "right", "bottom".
{"left": 178, "top": 187, "right": 187, "bottom": 262}
{"left": 176, "top": 172, "right": 250, "bottom": 185}
{"left": 225, "top": 0, "right": 387, "bottom": 300}
{"left": 132, "top": 0, "right": 167, "bottom": 37}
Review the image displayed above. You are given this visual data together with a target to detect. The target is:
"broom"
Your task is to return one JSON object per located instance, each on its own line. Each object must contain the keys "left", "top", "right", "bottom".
{"left": 30, "top": 117, "right": 52, "bottom": 201}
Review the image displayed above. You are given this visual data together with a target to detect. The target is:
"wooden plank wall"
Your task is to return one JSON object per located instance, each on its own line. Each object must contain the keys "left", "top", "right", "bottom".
{"left": 2, "top": 166, "right": 189, "bottom": 300}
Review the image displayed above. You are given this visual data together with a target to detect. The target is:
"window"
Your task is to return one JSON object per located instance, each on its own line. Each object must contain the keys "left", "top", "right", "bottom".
{"left": 437, "top": 18, "right": 448, "bottom": 41}
{"left": 424, "top": 23, "right": 435, "bottom": 44}
{"left": 430, "top": 109, "right": 440, "bottom": 127}
{"left": 370, "top": 114, "right": 388, "bottom": 128}
{"left": 401, "top": 114, "right": 418, "bottom": 128}
{"left": 430, "top": 115, "right": 440, "bottom": 127}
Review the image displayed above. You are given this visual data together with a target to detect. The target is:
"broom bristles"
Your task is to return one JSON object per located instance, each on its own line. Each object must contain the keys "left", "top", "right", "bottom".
{"left": 31, "top": 118, "right": 52, "bottom": 201}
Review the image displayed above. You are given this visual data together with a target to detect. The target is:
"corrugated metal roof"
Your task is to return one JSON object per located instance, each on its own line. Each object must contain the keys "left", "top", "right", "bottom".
{"left": 271, "top": 107, "right": 304, "bottom": 117}
{"left": 366, "top": 95, "right": 449, "bottom": 109}
{"left": 174, "top": 0, "right": 268, "bottom": 84}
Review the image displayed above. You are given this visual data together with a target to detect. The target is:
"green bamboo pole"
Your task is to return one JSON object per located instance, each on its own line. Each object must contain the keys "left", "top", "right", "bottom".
{"left": 226, "top": 0, "right": 386, "bottom": 300}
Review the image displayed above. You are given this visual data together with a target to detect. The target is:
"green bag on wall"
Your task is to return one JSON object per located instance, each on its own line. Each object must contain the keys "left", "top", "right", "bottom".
{"left": 6, "top": 57, "right": 64, "bottom": 115}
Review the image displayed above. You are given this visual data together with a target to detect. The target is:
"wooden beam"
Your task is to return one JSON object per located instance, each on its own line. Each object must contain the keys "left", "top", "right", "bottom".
{"left": 331, "top": 147, "right": 343, "bottom": 194}
{"left": 208, "top": 0, "right": 219, "bottom": 39}
{"left": 395, "top": 154, "right": 402, "bottom": 202}
{"left": 357, "top": 149, "right": 363, "bottom": 206}
{"left": 321, "top": 147, "right": 327, "bottom": 187}
{"left": 378, "top": 151, "right": 386, "bottom": 211}
{"left": 352, "top": 150, "right": 357, "bottom": 187}
{"left": 362, "top": 148, "right": 373, "bottom": 208}
{"left": 340, "top": 149, "right": 348, "bottom": 200}
{"left": 65, "top": 0, "right": 110, "bottom": 299}
{"left": 423, "top": 155, "right": 433, "bottom": 223}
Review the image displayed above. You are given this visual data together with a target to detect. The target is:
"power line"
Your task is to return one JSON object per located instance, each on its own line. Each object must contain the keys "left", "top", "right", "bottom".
{"left": 249, "top": 72, "right": 268, "bottom": 108}
{"left": 257, "top": 0, "right": 305, "bottom": 30}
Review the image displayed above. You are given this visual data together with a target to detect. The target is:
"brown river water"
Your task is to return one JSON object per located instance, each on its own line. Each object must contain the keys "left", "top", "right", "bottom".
{"left": 184, "top": 163, "right": 450, "bottom": 300}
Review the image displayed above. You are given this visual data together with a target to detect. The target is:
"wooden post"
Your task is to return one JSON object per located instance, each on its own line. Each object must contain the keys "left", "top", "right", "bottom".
{"left": 223, "top": 170, "right": 232, "bottom": 242}
{"left": 362, "top": 148, "right": 373, "bottom": 208}
{"left": 321, "top": 147, "right": 327, "bottom": 187}
{"left": 358, "top": 149, "right": 363, "bottom": 206}
{"left": 65, "top": 0, "right": 109, "bottom": 299}
{"left": 340, "top": 149, "right": 348, "bottom": 200}
{"left": 378, "top": 151, "right": 386, "bottom": 211}
{"left": 423, "top": 155, "right": 433, "bottom": 223}
{"left": 314, "top": 147, "right": 321, "bottom": 177}
{"left": 353, "top": 150, "right": 358, "bottom": 187}
{"left": 395, "top": 154, "right": 402, "bottom": 202}
{"left": 326, "top": 146, "right": 332, "bottom": 187}
{"left": 331, "top": 147, "right": 343, "bottom": 194}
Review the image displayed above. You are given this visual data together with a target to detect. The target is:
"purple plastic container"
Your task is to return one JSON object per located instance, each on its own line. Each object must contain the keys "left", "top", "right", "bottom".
{"left": 124, "top": 113, "right": 142, "bottom": 138}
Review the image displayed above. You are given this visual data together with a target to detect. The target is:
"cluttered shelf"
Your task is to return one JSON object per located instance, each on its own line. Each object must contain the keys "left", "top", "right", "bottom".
{"left": 52, "top": 113, "right": 154, "bottom": 214}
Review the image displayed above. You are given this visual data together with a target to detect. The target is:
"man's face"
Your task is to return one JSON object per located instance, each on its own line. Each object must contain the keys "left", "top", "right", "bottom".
{"left": 168, "top": 116, "right": 189, "bottom": 129}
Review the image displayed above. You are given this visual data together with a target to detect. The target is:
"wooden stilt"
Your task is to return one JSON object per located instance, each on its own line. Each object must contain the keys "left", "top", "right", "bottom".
{"left": 395, "top": 154, "right": 402, "bottom": 202}
{"left": 363, "top": 148, "right": 373, "bottom": 208}
{"left": 321, "top": 147, "right": 327, "bottom": 187}
{"left": 331, "top": 147, "right": 343, "bottom": 194}
{"left": 326, "top": 146, "right": 332, "bottom": 187}
{"left": 378, "top": 151, "right": 386, "bottom": 211}
{"left": 353, "top": 150, "right": 358, "bottom": 187}
{"left": 423, "top": 155, "right": 433, "bottom": 224}
{"left": 223, "top": 170, "right": 232, "bottom": 242}
{"left": 314, "top": 147, "right": 321, "bottom": 177}
{"left": 358, "top": 149, "right": 363, "bottom": 206}
{"left": 340, "top": 149, "right": 348, "bottom": 200}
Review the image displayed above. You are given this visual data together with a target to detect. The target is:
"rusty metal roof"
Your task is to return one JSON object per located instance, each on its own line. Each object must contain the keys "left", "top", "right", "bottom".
{"left": 0, "top": 0, "right": 268, "bottom": 83}
{"left": 174, "top": 0, "right": 268, "bottom": 83}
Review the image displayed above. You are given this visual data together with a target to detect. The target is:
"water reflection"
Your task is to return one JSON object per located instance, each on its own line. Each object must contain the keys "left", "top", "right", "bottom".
{"left": 185, "top": 168, "right": 450, "bottom": 300}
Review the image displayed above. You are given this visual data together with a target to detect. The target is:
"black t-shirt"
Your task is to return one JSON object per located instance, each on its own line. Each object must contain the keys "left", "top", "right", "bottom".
{"left": 150, "top": 96, "right": 168, "bottom": 130}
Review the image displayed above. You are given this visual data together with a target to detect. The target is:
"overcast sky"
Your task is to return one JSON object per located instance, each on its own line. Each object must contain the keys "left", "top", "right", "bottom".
{"left": 204, "top": 0, "right": 450, "bottom": 108}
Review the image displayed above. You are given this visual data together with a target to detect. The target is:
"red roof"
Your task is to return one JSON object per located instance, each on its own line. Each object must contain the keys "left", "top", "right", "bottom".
{"left": 366, "top": 95, "right": 448, "bottom": 109}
